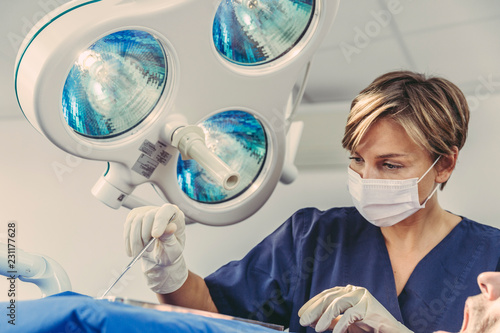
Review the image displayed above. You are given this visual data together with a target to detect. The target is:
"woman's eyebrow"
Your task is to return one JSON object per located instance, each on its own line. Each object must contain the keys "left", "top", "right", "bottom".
{"left": 375, "top": 153, "right": 409, "bottom": 159}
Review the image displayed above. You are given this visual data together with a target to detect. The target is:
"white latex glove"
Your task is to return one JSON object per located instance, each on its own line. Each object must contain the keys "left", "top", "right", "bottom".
{"left": 124, "top": 203, "right": 188, "bottom": 294}
{"left": 298, "top": 285, "right": 413, "bottom": 333}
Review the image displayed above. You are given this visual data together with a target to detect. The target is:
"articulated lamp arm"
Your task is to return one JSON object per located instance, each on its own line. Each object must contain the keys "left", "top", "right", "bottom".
{"left": 0, "top": 242, "right": 71, "bottom": 297}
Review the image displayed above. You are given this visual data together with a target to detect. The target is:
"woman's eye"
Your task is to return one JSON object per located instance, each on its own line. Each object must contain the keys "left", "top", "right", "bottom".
{"left": 384, "top": 162, "right": 402, "bottom": 169}
{"left": 349, "top": 157, "right": 363, "bottom": 163}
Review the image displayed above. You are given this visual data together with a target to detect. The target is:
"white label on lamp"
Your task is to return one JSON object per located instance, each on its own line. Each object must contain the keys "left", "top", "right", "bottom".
{"left": 139, "top": 140, "right": 157, "bottom": 156}
{"left": 132, "top": 154, "right": 159, "bottom": 179}
{"left": 132, "top": 140, "right": 172, "bottom": 178}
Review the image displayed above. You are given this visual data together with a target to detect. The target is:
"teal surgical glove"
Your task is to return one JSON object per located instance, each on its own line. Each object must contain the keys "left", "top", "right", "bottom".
{"left": 124, "top": 204, "right": 188, "bottom": 294}
{"left": 299, "top": 285, "right": 413, "bottom": 333}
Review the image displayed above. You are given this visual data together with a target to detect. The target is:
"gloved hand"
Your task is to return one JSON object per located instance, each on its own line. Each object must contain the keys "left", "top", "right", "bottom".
{"left": 124, "top": 203, "right": 188, "bottom": 294}
{"left": 298, "top": 285, "right": 413, "bottom": 333}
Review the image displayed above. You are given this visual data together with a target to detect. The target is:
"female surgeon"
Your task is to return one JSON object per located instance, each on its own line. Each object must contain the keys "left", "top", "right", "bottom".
{"left": 123, "top": 71, "right": 500, "bottom": 333}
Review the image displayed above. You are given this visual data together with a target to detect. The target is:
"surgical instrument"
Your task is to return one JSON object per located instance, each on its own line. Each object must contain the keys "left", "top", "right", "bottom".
{"left": 99, "top": 213, "right": 176, "bottom": 299}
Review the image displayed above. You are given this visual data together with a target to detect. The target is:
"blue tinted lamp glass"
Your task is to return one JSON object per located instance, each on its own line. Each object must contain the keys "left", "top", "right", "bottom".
{"left": 62, "top": 30, "right": 167, "bottom": 138}
{"left": 177, "top": 111, "right": 267, "bottom": 203}
{"left": 213, "top": 0, "right": 315, "bottom": 66}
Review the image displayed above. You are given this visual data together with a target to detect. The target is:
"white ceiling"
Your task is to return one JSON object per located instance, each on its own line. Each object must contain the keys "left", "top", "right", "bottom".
{"left": 303, "top": 0, "right": 500, "bottom": 104}
{"left": 1, "top": 0, "right": 500, "bottom": 120}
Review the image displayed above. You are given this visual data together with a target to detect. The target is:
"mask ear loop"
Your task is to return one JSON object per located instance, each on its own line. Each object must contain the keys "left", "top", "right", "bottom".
{"left": 418, "top": 155, "right": 442, "bottom": 206}
{"left": 417, "top": 155, "right": 441, "bottom": 184}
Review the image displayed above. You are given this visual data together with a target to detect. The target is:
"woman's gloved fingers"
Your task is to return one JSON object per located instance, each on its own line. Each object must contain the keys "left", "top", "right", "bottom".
{"left": 166, "top": 205, "right": 185, "bottom": 233}
{"left": 148, "top": 232, "right": 184, "bottom": 266}
{"left": 124, "top": 206, "right": 145, "bottom": 256}
{"left": 299, "top": 297, "right": 328, "bottom": 326}
{"left": 122, "top": 204, "right": 189, "bottom": 295}
{"left": 123, "top": 214, "right": 133, "bottom": 257}
{"left": 314, "top": 291, "right": 361, "bottom": 332}
{"left": 299, "top": 286, "right": 346, "bottom": 317}
{"left": 331, "top": 304, "right": 365, "bottom": 333}
{"left": 300, "top": 293, "right": 339, "bottom": 326}
{"left": 301, "top": 285, "right": 412, "bottom": 333}
{"left": 142, "top": 208, "right": 157, "bottom": 252}
{"left": 123, "top": 206, "right": 158, "bottom": 257}
{"left": 299, "top": 285, "right": 358, "bottom": 326}
{"left": 298, "top": 289, "right": 330, "bottom": 316}
{"left": 163, "top": 234, "right": 184, "bottom": 262}
{"left": 153, "top": 204, "right": 182, "bottom": 239}
{"left": 130, "top": 210, "right": 150, "bottom": 256}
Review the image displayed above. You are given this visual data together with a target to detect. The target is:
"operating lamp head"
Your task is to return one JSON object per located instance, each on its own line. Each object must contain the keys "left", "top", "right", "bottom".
{"left": 14, "top": 0, "right": 340, "bottom": 225}
{"left": 62, "top": 29, "right": 167, "bottom": 138}
{"left": 213, "top": 0, "right": 316, "bottom": 66}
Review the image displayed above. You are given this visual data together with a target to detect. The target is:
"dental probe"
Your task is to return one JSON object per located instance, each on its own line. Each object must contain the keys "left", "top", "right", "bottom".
{"left": 98, "top": 213, "right": 177, "bottom": 299}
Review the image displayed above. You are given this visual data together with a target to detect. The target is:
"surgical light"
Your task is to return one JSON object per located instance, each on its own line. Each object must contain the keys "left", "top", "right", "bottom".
{"left": 213, "top": 0, "right": 315, "bottom": 65}
{"left": 177, "top": 110, "right": 267, "bottom": 203}
{"left": 62, "top": 30, "right": 167, "bottom": 138}
{"left": 14, "top": 0, "right": 340, "bottom": 225}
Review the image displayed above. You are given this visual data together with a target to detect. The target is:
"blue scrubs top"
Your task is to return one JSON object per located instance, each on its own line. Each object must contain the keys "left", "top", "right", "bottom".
{"left": 205, "top": 207, "right": 500, "bottom": 333}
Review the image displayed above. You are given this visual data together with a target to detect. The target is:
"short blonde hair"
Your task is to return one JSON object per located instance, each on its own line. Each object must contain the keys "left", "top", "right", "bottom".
{"left": 342, "top": 71, "right": 470, "bottom": 188}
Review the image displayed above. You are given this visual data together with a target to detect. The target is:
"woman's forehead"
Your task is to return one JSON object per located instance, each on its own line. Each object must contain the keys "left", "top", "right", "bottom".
{"left": 355, "top": 119, "right": 426, "bottom": 158}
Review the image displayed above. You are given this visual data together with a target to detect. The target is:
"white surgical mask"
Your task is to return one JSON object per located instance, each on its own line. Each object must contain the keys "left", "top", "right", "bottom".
{"left": 347, "top": 156, "right": 441, "bottom": 227}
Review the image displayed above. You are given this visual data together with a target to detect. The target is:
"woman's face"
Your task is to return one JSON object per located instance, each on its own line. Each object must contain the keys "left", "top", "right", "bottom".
{"left": 349, "top": 117, "right": 437, "bottom": 203}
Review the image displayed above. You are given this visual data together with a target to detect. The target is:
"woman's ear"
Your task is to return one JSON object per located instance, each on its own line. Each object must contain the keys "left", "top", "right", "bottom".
{"left": 435, "top": 146, "right": 459, "bottom": 184}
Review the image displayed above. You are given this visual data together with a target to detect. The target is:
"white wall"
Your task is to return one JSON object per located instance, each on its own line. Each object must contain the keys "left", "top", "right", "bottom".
{"left": 1, "top": 93, "right": 499, "bottom": 302}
